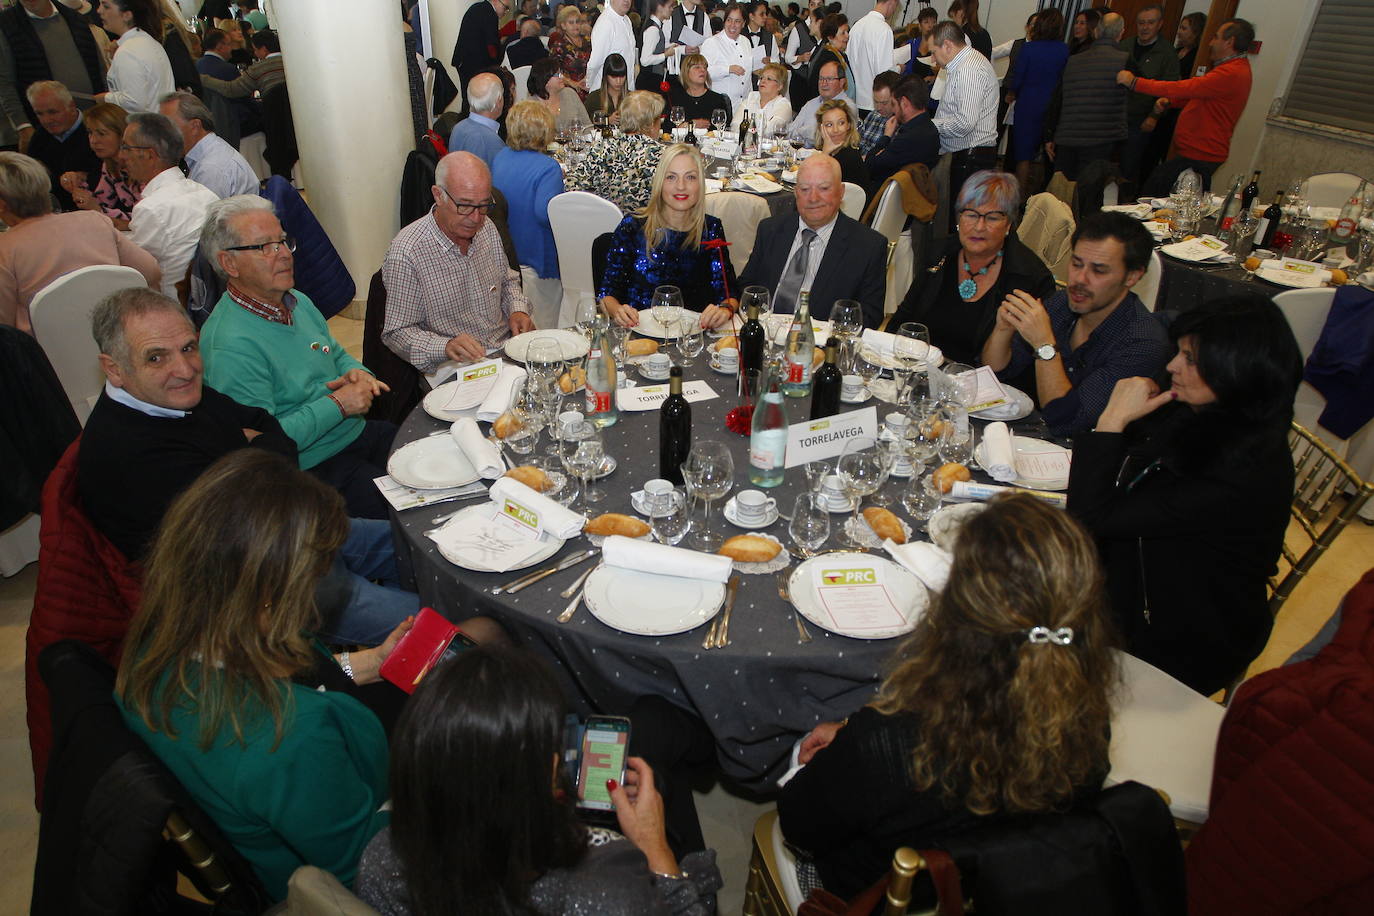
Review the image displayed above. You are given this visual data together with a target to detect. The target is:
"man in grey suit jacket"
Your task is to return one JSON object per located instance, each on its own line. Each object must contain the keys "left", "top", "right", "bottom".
{"left": 738, "top": 153, "right": 888, "bottom": 328}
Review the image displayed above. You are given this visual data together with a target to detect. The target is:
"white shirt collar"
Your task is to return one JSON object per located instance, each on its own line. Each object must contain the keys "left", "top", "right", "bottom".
{"left": 24, "top": 2, "right": 58, "bottom": 21}
{"left": 798, "top": 212, "right": 840, "bottom": 245}
{"left": 105, "top": 380, "right": 188, "bottom": 418}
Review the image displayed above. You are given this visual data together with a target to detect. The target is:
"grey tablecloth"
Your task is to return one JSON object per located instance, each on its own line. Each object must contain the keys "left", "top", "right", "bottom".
{"left": 389, "top": 358, "right": 1049, "bottom": 788}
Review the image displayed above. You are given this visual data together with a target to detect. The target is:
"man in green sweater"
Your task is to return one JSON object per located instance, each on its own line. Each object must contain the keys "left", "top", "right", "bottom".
{"left": 199, "top": 195, "right": 395, "bottom": 519}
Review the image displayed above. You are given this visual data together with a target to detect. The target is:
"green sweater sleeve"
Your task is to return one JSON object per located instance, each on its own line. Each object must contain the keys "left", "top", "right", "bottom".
{"left": 208, "top": 341, "right": 348, "bottom": 456}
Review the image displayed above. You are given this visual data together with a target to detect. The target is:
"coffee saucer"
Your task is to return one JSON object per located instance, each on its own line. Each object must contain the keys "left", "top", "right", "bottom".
{"left": 840, "top": 388, "right": 873, "bottom": 404}
{"left": 723, "top": 497, "right": 780, "bottom": 529}
{"left": 815, "top": 492, "right": 858, "bottom": 513}
{"left": 708, "top": 358, "right": 738, "bottom": 375}
{"left": 638, "top": 366, "right": 672, "bottom": 382}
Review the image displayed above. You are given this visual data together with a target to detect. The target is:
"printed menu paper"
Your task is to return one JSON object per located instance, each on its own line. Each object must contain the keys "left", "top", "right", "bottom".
{"left": 956, "top": 365, "right": 1008, "bottom": 412}
{"left": 618, "top": 380, "right": 719, "bottom": 411}
{"left": 1014, "top": 448, "right": 1072, "bottom": 481}
{"left": 947, "top": 480, "right": 1067, "bottom": 508}
{"left": 784, "top": 406, "right": 878, "bottom": 468}
{"left": 443, "top": 358, "right": 503, "bottom": 410}
{"left": 373, "top": 475, "right": 485, "bottom": 511}
{"left": 812, "top": 562, "right": 907, "bottom": 632}
{"left": 427, "top": 504, "right": 552, "bottom": 572}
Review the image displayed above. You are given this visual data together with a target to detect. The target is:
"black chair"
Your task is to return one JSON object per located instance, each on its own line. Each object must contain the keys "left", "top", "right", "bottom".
{"left": 31, "top": 640, "right": 272, "bottom": 916}
{"left": 591, "top": 231, "right": 615, "bottom": 293}
{"left": 261, "top": 85, "right": 298, "bottom": 179}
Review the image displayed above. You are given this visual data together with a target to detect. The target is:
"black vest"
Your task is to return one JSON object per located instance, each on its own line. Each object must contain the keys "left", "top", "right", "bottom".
{"left": 0, "top": 4, "right": 107, "bottom": 122}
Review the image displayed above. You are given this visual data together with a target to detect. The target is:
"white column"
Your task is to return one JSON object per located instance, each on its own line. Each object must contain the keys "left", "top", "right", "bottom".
{"left": 273, "top": 0, "right": 413, "bottom": 318}
{"left": 429, "top": 0, "right": 478, "bottom": 111}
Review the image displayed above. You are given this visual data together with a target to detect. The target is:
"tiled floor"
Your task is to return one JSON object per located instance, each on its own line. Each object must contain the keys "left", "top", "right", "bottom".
{"left": 2, "top": 314, "right": 1369, "bottom": 914}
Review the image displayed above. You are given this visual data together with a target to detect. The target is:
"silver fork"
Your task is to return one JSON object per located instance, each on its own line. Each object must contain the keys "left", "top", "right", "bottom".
{"left": 557, "top": 563, "right": 601, "bottom": 622}
{"left": 777, "top": 570, "right": 812, "bottom": 643}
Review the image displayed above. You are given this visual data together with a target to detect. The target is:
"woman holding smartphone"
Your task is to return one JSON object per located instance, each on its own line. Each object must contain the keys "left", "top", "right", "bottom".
{"left": 357, "top": 647, "right": 722, "bottom": 915}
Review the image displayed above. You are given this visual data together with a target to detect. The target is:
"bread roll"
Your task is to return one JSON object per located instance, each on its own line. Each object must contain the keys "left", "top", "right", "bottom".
{"left": 1243, "top": 256, "right": 1261, "bottom": 273}
{"left": 812, "top": 346, "right": 825, "bottom": 368}
{"left": 714, "top": 335, "right": 738, "bottom": 352}
{"left": 1331, "top": 268, "right": 1348, "bottom": 285}
{"left": 862, "top": 507, "right": 906, "bottom": 544}
{"left": 718, "top": 534, "right": 782, "bottom": 563}
{"left": 932, "top": 462, "right": 972, "bottom": 494}
{"left": 627, "top": 338, "right": 660, "bottom": 357}
{"left": 504, "top": 465, "right": 553, "bottom": 493}
{"left": 491, "top": 411, "right": 523, "bottom": 439}
{"left": 584, "top": 513, "right": 651, "bottom": 538}
{"left": 558, "top": 365, "right": 587, "bottom": 393}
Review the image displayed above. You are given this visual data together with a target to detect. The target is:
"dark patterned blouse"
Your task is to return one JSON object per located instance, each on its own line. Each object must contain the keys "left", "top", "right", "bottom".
{"left": 548, "top": 29, "right": 591, "bottom": 100}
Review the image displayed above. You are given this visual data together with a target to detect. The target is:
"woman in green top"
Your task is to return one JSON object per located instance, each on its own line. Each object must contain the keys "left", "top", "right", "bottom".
{"left": 116, "top": 449, "right": 412, "bottom": 900}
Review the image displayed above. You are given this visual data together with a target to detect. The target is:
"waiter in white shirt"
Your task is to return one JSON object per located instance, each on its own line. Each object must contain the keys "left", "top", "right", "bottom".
{"left": 846, "top": 0, "right": 900, "bottom": 116}
{"left": 641, "top": 0, "right": 682, "bottom": 85}
{"left": 702, "top": 3, "right": 753, "bottom": 114}
{"left": 670, "top": 0, "right": 707, "bottom": 50}
{"left": 587, "top": 0, "right": 638, "bottom": 92}
{"left": 929, "top": 20, "right": 998, "bottom": 231}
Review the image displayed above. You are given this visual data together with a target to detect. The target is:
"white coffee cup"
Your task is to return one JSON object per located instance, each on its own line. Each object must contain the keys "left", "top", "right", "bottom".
{"left": 841, "top": 374, "right": 863, "bottom": 399}
{"left": 646, "top": 353, "right": 671, "bottom": 375}
{"left": 735, "top": 489, "right": 777, "bottom": 521}
{"left": 643, "top": 478, "right": 675, "bottom": 510}
{"left": 819, "top": 474, "right": 848, "bottom": 508}
{"left": 884, "top": 412, "right": 909, "bottom": 435}
{"left": 716, "top": 347, "right": 739, "bottom": 370}
{"left": 557, "top": 410, "right": 584, "bottom": 437}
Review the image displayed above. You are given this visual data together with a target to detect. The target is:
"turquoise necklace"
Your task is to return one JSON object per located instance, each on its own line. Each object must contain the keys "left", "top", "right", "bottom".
{"left": 958, "top": 249, "right": 1002, "bottom": 300}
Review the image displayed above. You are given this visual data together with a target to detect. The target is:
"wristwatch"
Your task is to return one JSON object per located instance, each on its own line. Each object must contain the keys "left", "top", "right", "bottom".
{"left": 1034, "top": 343, "right": 1058, "bottom": 361}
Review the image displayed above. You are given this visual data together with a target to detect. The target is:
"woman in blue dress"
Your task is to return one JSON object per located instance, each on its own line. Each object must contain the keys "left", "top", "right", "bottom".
{"left": 598, "top": 143, "right": 738, "bottom": 330}
{"left": 1005, "top": 8, "right": 1069, "bottom": 194}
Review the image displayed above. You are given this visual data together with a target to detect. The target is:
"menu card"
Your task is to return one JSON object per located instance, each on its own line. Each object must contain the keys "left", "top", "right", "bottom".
{"left": 955, "top": 365, "right": 1008, "bottom": 412}
{"left": 442, "top": 358, "right": 504, "bottom": 410}
{"left": 373, "top": 474, "right": 486, "bottom": 510}
{"left": 1161, "top": 235, "right": 1232, "bottom": 262}
{"left": 812, "top": 561, "right": 907, "bottom": 633}
{"left": 427, "top": 504, "right": 554, "bottom": 572}
{"left": 1015, "top": 448, "right": 1072, "bottom": 481}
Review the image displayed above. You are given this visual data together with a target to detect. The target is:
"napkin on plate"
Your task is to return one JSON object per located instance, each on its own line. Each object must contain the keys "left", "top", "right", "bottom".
{"left": 1101, "top": 202, "right": 1153, "bottom": 219}
{"left": 860, "top": 328, "right": 896, "bottom": 359}
{"left": 883, "top": 540, "right": 951, "bottom": 592}
{"left": 488, "top": 477, "right": 587, "bottom": 539}
{"left": 982, "top": 421, "right": 1017, "bottom": 483}
{"left": 476, "top": 364, "right": 527, "bottom": 422}
{"left": 450, "top": 417, "right": 504, "bottom": 479}
{"left": 602, "top": 535, "right": 733, "bottom": 582}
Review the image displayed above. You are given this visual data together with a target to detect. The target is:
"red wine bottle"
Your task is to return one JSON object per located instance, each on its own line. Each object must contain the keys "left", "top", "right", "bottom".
{"left": 810, "top": 341, "right": 842, "bottom": 419}
{"left": 659, "top": 367, "right": 691, "bottom": 484}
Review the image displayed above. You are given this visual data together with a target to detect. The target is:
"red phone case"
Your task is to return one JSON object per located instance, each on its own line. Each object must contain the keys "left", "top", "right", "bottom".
{"left": 378, "top": 607, "right": 469, "bottom": 694}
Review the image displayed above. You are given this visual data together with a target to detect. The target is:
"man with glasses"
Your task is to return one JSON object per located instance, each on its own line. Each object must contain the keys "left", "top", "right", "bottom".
{"left": 120, "top": 112, "right": 219, "bottom": 301}
{"left": 785, "top": 58, "right": 856, "bottom": 145}
{"left": 383, "top": 151, "right": 533, "bottom": 374}
{"left": 199, "top": 195, "right": 397, "bottom": 519}
{"left": 982, "top": 211, "right": 1169, "bottom": 437}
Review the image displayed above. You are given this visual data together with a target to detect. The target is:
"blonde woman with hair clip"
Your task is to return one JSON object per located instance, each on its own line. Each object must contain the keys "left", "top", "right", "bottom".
{"left": 778, "top": 494, "right": 1119, "bottom": 901}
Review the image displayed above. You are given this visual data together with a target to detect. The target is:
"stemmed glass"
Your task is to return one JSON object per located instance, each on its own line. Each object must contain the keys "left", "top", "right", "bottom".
{"left": 683, "top": 440, "right": 734, "bottom": 549}
{"left": 650, "top": 490, "right": 692, "bottom": 546}
{"left": 561, "top": 421, "right": 605, "bottom": 510}
{"left": 575, "top": 295, "right": 602, "bottom": 343}
{"left": 830, "top": 299, "right": 864, "bottom": 342}
{"left": 711, "top": 108, "right": 727, "bottom": 136}
{"left": 504, "top": 386, "right": 539, "bottom": 459}
{"left": 740, "top": 286, "right": 771, "bottom": 328}
{"left": 788, "top": 492, "right": 830, "bottom": 557}
{"left": 1231, "top": 209, "right": 1259, "bottom": 254}
{"left": 533, "top": 377, "right": 565, "bottom": 467}
{"left": 670, "top": 105, "right": 686, "bottom": 137}
{"left": 651, "top": 285, "right": 684, "bottom": 338}
{"left": 869, "top": 436, "right": 903, "bottom": 508}
{"left": 892, "top": 322, "right": 930, "bottom": 403}
{"left": 677, "top": 321, "right": 704, "bottom": 367}
{"left": 853, "top": 348, "right": 880, "bottom": 398}
{"left": 902, "top": 474, "right": 943, "bottom": 527}
{"left": 938, "top": 419, "right": 975, "bottom": 465}
{"left": 902, "top": 398, "right": 942, "bottom": 478}
{"left": 525, "top": 339, "right": 564, "bottom": 390}
{"left": 836, "top": 437, "right": 886, "bottom": 547}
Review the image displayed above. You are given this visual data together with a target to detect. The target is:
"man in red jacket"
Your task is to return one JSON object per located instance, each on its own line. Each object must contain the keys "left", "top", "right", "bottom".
{"left": 1118, "top": 17, "right": 1254, "bottom": 197}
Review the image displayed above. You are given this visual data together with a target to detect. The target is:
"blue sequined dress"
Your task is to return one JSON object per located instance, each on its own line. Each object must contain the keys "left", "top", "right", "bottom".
{"left": 597, "top": 214, "right": 738, "bottom": 311}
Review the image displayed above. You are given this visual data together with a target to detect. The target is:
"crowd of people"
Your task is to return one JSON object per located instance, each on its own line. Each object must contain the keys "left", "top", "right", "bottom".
{"left": 11, "top": 1, "right": 1367, "bottom": 914}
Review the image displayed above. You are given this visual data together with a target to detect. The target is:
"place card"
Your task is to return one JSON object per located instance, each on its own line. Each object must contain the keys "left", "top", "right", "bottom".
{"left": 1161, "top": 235, "right": 1231, "bottom": 262}
{"left": 372, "top": 475, "right": 486, "bottom": 511}
{"left": 956, "top": 365, "right": 1008, "bottom": 412}
{"left": 812, "top": 561, "right": 907, "bottom": 632}
{"left": 443, "top": 358, "right": 504, "bottom": 410}
{"left": 784, "top": 406, "right": 878, "bottom": 468}
{"left": 618, "top": 380, "right": 719, "bottom": 411}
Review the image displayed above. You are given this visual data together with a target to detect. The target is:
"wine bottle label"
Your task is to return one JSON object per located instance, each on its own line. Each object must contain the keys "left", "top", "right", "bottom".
{"left": 1334, "top": 218, "right": 1356, "bottom": 239}
{"left": 1255, "top": 217, "right": 1270, "bottom": 240}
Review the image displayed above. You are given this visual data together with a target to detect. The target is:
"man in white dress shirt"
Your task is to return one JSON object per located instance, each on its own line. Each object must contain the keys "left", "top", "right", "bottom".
{"left": 701, "top": 3, "right": 753, "bottom": 114}
{"left": 929, "top": 20, "right": 998, "bottom": 230}
{"left": 587, "top": 0, "right": 636, "bottom": 92}
{"left": 158, "top": 92, "right": 260, "bottom": 199}
{"left": 120, "top": 113, "right": 219, "bottom": 301}
{"left": 785, "top": 58, "right": 856, "bottom": 146}
{"left": 846, "top": 0, "right": 898, "bottom": 115}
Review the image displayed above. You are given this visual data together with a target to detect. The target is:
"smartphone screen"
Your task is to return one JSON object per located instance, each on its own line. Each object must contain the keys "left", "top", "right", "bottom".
{"left": 576, "top": 716, "right": 631, "bottom": 811}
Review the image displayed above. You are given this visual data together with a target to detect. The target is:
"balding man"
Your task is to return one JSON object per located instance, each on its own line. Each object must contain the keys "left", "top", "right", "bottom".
{"left": 1047, "top": 12, "right": 1128, "bottom": 182}
{"left": 448, "top": 73, "right": 507, "bottom": 170}
{"left": 383, "top": 151, "right": 533, "bottom": 373}
{"left": 737, "top": 152, "right": 887, "bottom": 327}
{"left": 0, "top": 0, "right": 106, "bottom": 152}
{"left": 159, "top": 91, "right": 258, "bottom": 198}
{"left": 23, "top": 80, "right": 98, "bottom": 210}
{"left": 120, "top": 112, "right": 219, "bottom": 301}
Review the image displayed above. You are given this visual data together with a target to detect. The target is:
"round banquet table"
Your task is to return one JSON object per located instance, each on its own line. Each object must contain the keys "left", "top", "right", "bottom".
{"left": 388, "top": 354, "right": 1054, "bottom": 789}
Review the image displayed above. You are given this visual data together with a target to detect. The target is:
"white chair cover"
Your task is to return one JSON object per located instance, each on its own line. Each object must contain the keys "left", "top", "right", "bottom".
{"left": 1134, "top": 250, "right": 1163, "bottom": 312}
{"left": 703, "top": 190, "right": 770, "bottom": 269}
{"left": 239, "top": 131, "right": 270, "bottom": 181}
{"left": 548, "top": 190, "right": 624, "bottom": 325}
{"left": 512, "top": 65, "right": 532, "bottom": 103}
{"left": 29, "top": 264, "right": 149, "bottom": 424}
{"left": 1303, "top": 172, "right": 1365, "bottom": 210}
{"left": 0, "top": 513, "right": 40, "bottom": 577}
{"left": 869, "top": 180, "right": 906, "bottom": 256}
{"left": 840, "top": 181, "right": 865, "bottom": 221}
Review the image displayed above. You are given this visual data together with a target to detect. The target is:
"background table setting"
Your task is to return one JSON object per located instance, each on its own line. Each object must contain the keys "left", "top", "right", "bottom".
{"left": 385, "top": 309, "right": 1069, "bottom": 787}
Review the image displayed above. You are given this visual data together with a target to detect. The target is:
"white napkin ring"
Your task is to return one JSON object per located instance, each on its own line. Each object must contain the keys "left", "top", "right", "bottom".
{"left": 1027, "top": 626, "right": 1074, "bottom": 646}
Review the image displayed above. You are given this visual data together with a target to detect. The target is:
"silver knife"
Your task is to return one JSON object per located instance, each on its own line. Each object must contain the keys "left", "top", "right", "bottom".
{"left": 493, "top": 549, "right": 597, "bottom": 595}
{"left": 712, "top": 576, "right": 741, "bottom": 649}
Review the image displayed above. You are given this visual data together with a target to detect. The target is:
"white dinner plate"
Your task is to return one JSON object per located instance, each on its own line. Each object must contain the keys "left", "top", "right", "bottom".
{"left": 582, "top": 566, "right": 727, "bottom": 636}
{"left": 634, "top": 311, "right": 704, "bottom": 339}
{"left": 430, "top": 503, "right": 564, "bottom": 572}
{"left": 504, "top": 329, "right": 590, "bottom": 362}
{"left": 761, "top": 314, "right": 832, "bottom": 347}
{"left": 858, "top": 342, "right": 944, "bottom": 372}
{"left": 422, "top": 381, "right": 482, "bottom": 422}
{"left": 387, "top": 436, "right": 481, "bottom": 489}
{"left": 787, "top": 552, "right": 927, "bottom": 640}
{"left": 973, "top": 435, "right": 1072, "bottom": 491}
{"left": 969, "top": 384, "right": 1034, "bottom": 421}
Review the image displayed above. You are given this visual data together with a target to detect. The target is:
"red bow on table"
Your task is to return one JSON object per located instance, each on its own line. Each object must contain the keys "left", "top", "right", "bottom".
{"left": 702, "top": 237, "right": 733, "bottom": 303}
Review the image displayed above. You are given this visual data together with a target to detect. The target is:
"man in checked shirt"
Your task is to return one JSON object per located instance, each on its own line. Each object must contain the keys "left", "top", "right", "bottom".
{"left": 382, "top": 152, "right": 535, "bottom": 372}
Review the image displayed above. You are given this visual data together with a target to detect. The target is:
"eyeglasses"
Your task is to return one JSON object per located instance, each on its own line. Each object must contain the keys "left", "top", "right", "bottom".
{"left": 817, "top": 75, "right": 842, "bottom": 84}
{"left": 958, "top": 209, "right": 1010, "bottom": 227}
{"left": 225, "top": 235, "right": 297, "bottom": 255}
{"left": 437, "top": 186, "right": 496, "bottom": 215}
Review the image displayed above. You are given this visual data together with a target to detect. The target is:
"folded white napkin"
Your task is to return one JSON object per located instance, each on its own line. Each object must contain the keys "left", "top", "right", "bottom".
{"left": 982, "top": 421, "right": 1017, "bottom": 483}
{"left": 861, "top": 328, "right": 896, "bottom": 359}
{"left": 883, "top": 540, "right": 951, "bottom": 592}
{"left": 602, "top": 535, "right": 733, "bottom": 582}
{"left": 476, "top": 364, "right": 527, "bottom": 423}
{"left": 487, "top": 477, "right": 587, "bottom": 539}
{"left": 1102, "top": 202, "right": 1153, "bottom": 219}
{"left": 450, "top": 417, "right": 504, "bottom": 479}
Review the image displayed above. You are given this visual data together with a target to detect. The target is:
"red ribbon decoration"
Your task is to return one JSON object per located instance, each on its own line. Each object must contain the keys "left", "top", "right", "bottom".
{"left": 702, "top": 237, "right": 732, "bottom": 304}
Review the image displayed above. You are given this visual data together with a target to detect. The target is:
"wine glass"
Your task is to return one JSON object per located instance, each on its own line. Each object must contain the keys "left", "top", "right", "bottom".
{"left": 932, "top": 361, "right": 975, "bottom": 407}
{"left": 684, "top": 440, "right": 734, "bottom": 549}
{"left": 650, "top": 489, "right": 692, "bottom": 546}
{"left": 892, "top": 322, "right": 930, "bottom": 402}
{"left": 651, "top": 285, "right": 684, "bottom": 337}
{"left": 575, "top": 294, "right": 602, "bottom": 343}
{"left": 901, "top": 473, "right": 942, "bottom": 526}
{"left": 711, "top": 108, "right": 727, "bottom": 136}
{"left": 836, "top": 437, "right": 886, "bottom": 546}
{"left": 902, "top": 398, "right": 941, "bottom": 477}
{"left": 677, "top": 321, "right": 704, "bottom": 367}
{"left": 525, "top": 339, "right": 565, "bottom": 389}
{"left": 670, "top": 105, "right": 686, "bottom": 136}
{"left": 869, "top": 436, "right": 903, "bottom": 508}
{"left": 830, "top": 299, "right": 864, "bottom": 343}
{"left": 853, "top": 348, "right": 880, "bottom": 398}
{"left": 740, "top": 285, "right": 771, "bottom": 322}
{"left": 1231, "top": 209, "right": 1259, "bottom": 253}
{"left": 938, "top": 419, "right": 974, "bottom": 465}
{"left": 788, "top": 492, "right": 830, "bottom": 557}
{"left": 562, "top": 421, "right": 605, "bottom": 509}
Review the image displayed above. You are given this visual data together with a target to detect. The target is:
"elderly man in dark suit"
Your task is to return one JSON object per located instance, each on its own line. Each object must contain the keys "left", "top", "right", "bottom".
{"left": 738, "top": 152, "right": 888, "bottom": 328}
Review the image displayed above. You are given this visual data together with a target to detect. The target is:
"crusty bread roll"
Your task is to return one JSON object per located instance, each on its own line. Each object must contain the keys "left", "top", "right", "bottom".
{"left": 491, "top": 411, "right": 523, "bottom": 439}
{"left": 558, "top": 365, "right": 586, "bottom": 393}
{"left": 718, "top": 534, "right": 782, "bottom": 563}
{"left": 714, "top": 335, "right": 738, "bottom": 352}
{"left": 1243, "top": 256, "right": 1261, "bottom": 273}
{"left": 504, "top": 465, "right": 553, "bottom": 493}
{"left": 862, "top": 507, "right": 906, "bottom": 544}
{"left": 584, "top": 513, "right": 651, "bottom": 538}
{"left": 932, "top": 462, "right": 972, "bottom": 494}
{"left": 812, "top": 346, "right": 825, "bottom": 368}
{"left": 627, "top": 338, "right": 660, "bottom": 357}
{"left": 1331, "top": 268, "right": 1348, "bottom": 285}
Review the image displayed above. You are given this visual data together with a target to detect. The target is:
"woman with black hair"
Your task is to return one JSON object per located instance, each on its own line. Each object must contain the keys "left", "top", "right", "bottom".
{"left": 357, "top": 646, "right": 722, "bottom": 915}
{"left": 1068, "top": 7, "right": 1101, "bottom": 55}
{"left": 1068, "top": 294, "right": 1303, "bottom": 695}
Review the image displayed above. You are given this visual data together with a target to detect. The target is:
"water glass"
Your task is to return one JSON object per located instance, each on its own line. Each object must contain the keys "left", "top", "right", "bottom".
{"left": 740, "top": 285, "right": 771, "bottom": 319}
{"left": 837, "top": 437, "right": 885, "bottom": 544}
{"left": 803, "top": 460, "right": 829, "bottom": 493}
{"left": 677, "top": 321, "right": 704, "bottom": 366}
{"left": 525, "top": 339, "right": 564, "bottom": 388}
{"left": 711, "top": 108, "right": 727, "bottom": 135}
{"left": 869, "top": 436, "right": 903, "bottom": 507}
{"left": 684, "top": 440, "right": 734, "bottom": 549}
{"left": 650, "top": 489, "right": 692, "bottom": 546}
{"left": 901, "top": 474, "right": 943, "bottom": 524}
{"left": 788, "top": 492, "right": 830, "bottom": 556}
{"left": 561, "top": 422, "right": 604, "bottom": 509}
{"left": 893, "top": 322, "right": 930, "bottom": 401}
{"left": 830, "top": 299, "right": 864, "bottom": 342}
{"left": 939, "top": 422, "right": 974, "bottom": 465}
